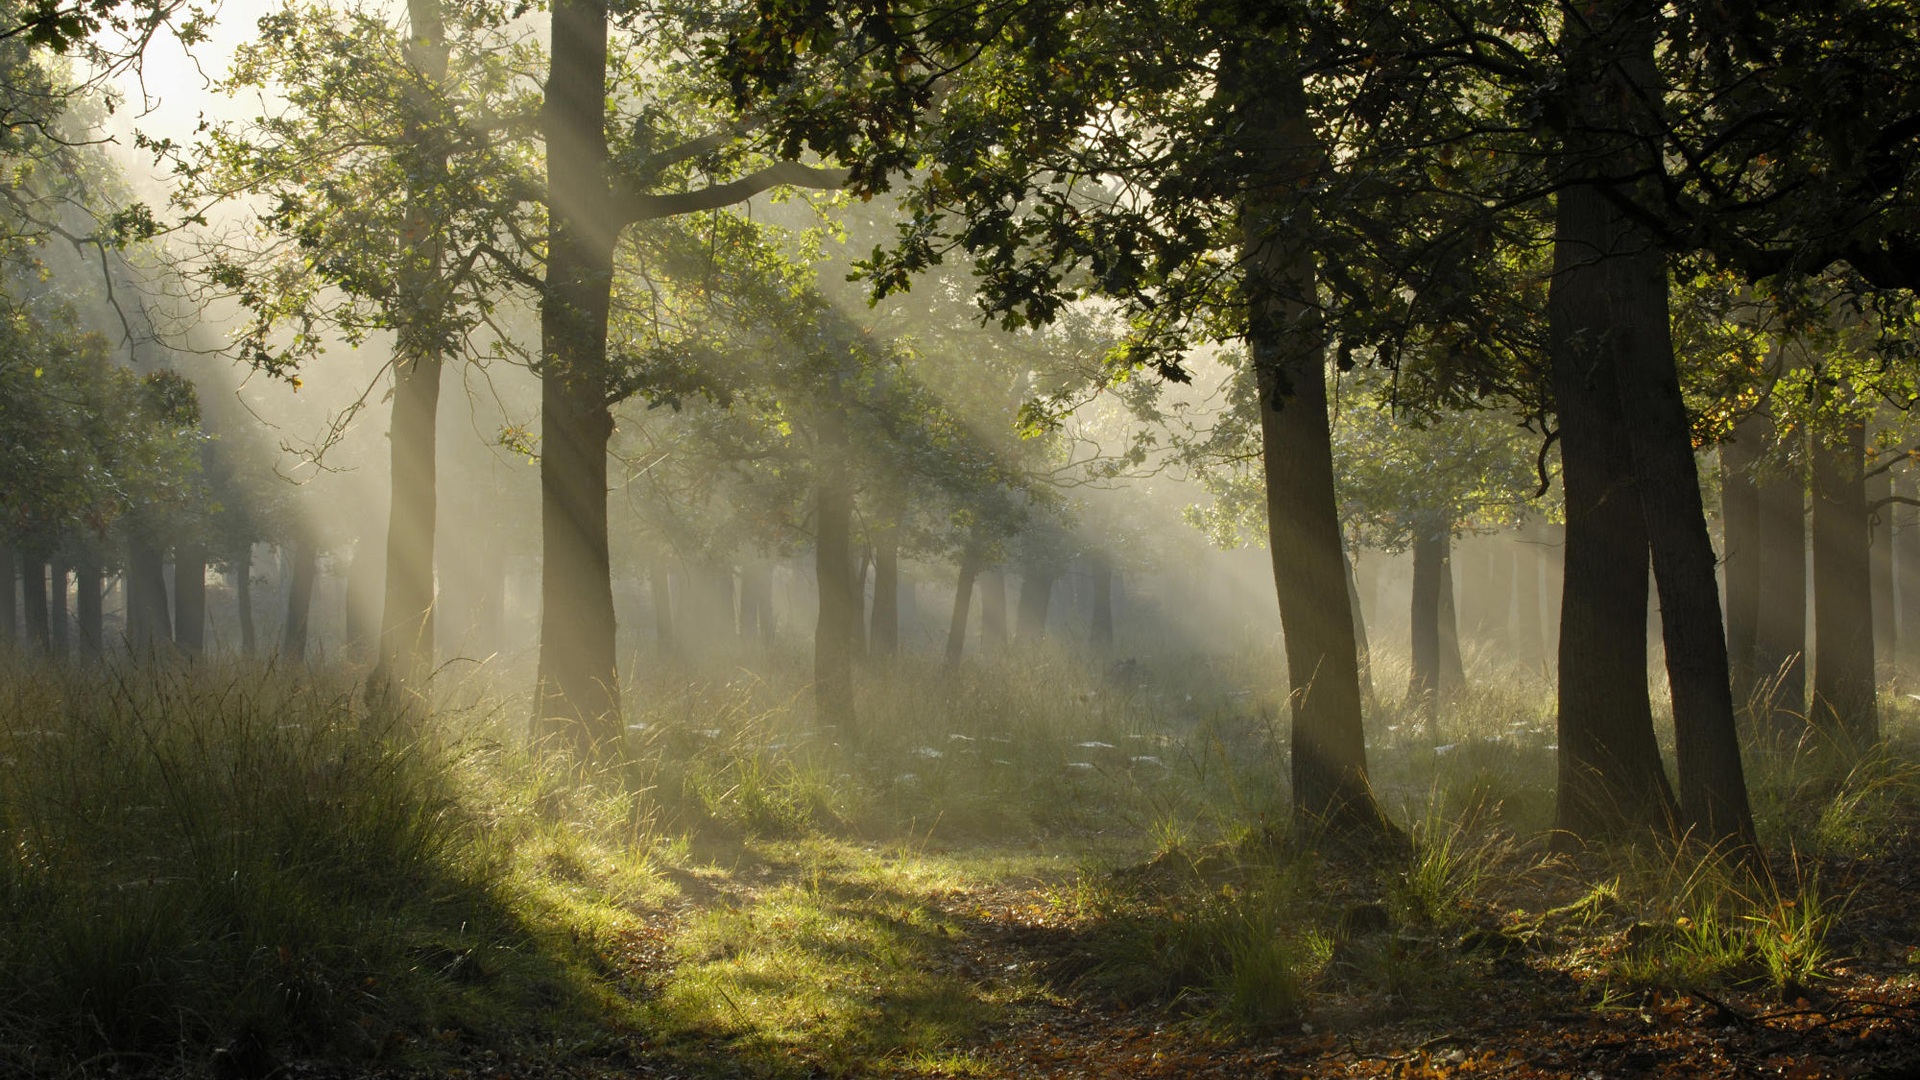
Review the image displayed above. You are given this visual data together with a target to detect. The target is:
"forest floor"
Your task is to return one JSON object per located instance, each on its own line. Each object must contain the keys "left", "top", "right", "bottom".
{"left": 9, "top": 655, "right": 1920, "bottom": 1079}
{"left": 418, "top": 830, "right": 1920, "bottom": 1080}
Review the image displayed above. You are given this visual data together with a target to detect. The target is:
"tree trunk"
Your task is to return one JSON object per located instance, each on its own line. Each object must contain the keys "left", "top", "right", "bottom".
{"left": 813, "top": 414, "right": 856, "bottom": 730}
{"left": 1438, "top": 537, "right": 1466, "bottom": 696}
{"left": 848, "top": 547, "right": 869, "bottom": 658}
{"left": 1234, "top": 50, "right": 1392, "bottom": 839}
{"left": 649, "top": 558, "right": 674, "bottom": 656}
{"left": 235, "top": 545, "right": 257, "bottom": 655}
{"left": 1720, "top": 419, "right": 1764, "bottom": 708}
{"left": 127, "top": 538, "right": 171, "bottom": 653}
{"left": 534, "top": 0, "right": 621, "bottom": 749}
{"left": 1552, "top": 2, "right": 1751, "bottom": 848}
{"left": 374, "top": 0, "right": 450, "bottom": 694}
{"left": 1513, "top": 518, "right": 1545, "bottom": 666}
{"left": 871, "top": 503, "right": 901, "bottom": 657}
{"left": 1407, "top": 522, "right": 1444, "bottom": 734}
{"left": 946, "top": 550, "right": 980, "bottom": 666}
{"left": 1868, "top": 464, "right": 1895, "bottom": 670}
{"left": 21, "top": 558, "right": 48, "bottom": 653}
{"left": 1483, "top": 535, "right": 1513, "bottom": 649}
{"left": 47, "top": 560, "right": 68, "bottom": 660}
{"left": 1754, "top": 435, "right": 1808, "bottom": 726}
{"left": 1547, "top": 186, "right": 1678, "bottom": 843}
{"left": 1345, "top": 550, "right": 1376, "bottom": 714}
{"left": 0, "top": 545, "right": 13, "bottom": 647}
{"left": 1456, "top": 538, "right": 1490, "bottom": 642}
{"left": 978, "top": 569, "right": 1008, "bottom": 652}
{"left": 1015, "top": 566, "right": 1054, "bottom": 643}
{"left": 1090, "top": 551, "right": 1114, "bottom": 649}
{"left": 1811, "top": 419, "right": 1877, "bottom": 746}
{"left": 76, "top": 558, "right": 102, "bottom": 659}
{"left": 1897, "top": 469, "right": 1920, "bottom": 677}
{"left": 281, "top": 537, "right": 318, "bottom": 661}
{"left": 174, "top": 540, "right": 206, "bottom": 655}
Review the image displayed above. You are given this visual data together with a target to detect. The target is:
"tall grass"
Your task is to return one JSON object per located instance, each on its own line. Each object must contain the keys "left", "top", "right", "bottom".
{"left": 0, "top": 656, "right": 645, "bottom": 1074}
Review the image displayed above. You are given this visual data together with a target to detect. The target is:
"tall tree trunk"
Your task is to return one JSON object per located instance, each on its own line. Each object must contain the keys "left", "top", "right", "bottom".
{"left": 76, "top": 558, "right": 102, "bottom": 659}
{"left": 1552, "top": 1, "right": 1751, "bottom": 847}
{"left": 1089, "top": 551, "right": 1115, "bottom": 649}
{"left": 1233, "top": 49, "right": 1391, "bottom": 839}
{"left": 978, "top": 569, "right": 1008, "bottom": 652}
{"left": 1513, "top": 518, "right": 1545, "bottom": 666}
{"left": 1547, "top": 189, "right": 1678, "bottom": 843}
{"left": 1720, "top": 419, "right": 1764, "bottom": 708}
{"left": 281, "top": 537, "right": 318, "bottom": 661}
{"left": 870, "top": 542, "right": 899, "bottom": 658}
{"left": 814, "top": 413, "right": 856, "bottom": 730}
{"left": 1456, "top": 538, "right": 1490, "bottom": 642}
{"left": 946, "top": 550, "right": 980, "bottom": 666}
{"left": 21, "top": 558, "right": 48, "bottom": 653}
{"left": 649, "top": 559, "right": 674, "bottom": 656}
{"left": 870, "top": 497, "right": 901, "bottom": 657}
{"left": 374, "top": 0, "right": 450, "bottom": 695}
{"left": 848, "top": 548, "right": 869, "bottom": 658}
{"left": 47, "top": 560, "right": 68, "bottom": 660}
{"left": 1438, "top": 537, "right": 1466, "bottom": 696}
{"left": 1754, "top": 434, "right": 1808, "bottom": 727}
{"left": 1811, "top": 419, "right": 1877, "bottom": 746}
{"left": 1483, "top": 535, "right": 1513, "bottom": 649}
{"left": 1345, "top": 551, "right": 1377, "bottom": 714}
{"left": 127, "top": 538, "right": 171, "bottom": 653}
{"left": 1407, "top": 521, "right": 1444, "bottom": 734}
{"left": 235, "top": 545, "right": 257, "bottom": 655}
{"left": 174, "top": 541, "right": 206, "bottom": 655}
{"left": 535, "top": 0, "right": 621, "bottom": 749}
{"left": 1015, "top": 566, "right": 1054, "bottom": 643}
{"left": 0, "top": 545, "right": 13, "bottom": 647}
{"left": 1868, "top": 464, "right": 1895, "bottom": 670}
{"left": 1897, "top": 469, "right": 1920, "bottom": 677}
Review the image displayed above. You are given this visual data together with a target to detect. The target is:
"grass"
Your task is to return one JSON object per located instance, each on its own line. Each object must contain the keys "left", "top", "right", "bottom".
{"left": 1, "top": 637, "right": 1914, "bottom": 1075}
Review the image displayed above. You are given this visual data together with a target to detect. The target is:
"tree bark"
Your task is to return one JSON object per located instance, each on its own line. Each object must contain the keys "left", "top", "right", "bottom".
{"left": 1513, "top": 518, "right": 1545, "bottom": 666}
{"left": 281, "top": 537, "right": 318, "bottom": 661}
{"left": 1344, "top": 550, "right": 1376, "bottom": 714}
{"left": 1547, "top": 188, "right": 1678, "bottom": 843}
{"left": 1720, "top": 419, "right": 1764, "bottom": 708}
{"left": 1553, "top": 1, "right": 1750, "bottom": 848}
{"left": 1868, "top": 464, "right": 1895, "bottom": 670}
{"left": 47, "top": 560, "right": 68, "bottom": 660}
{"left": 127, "top": 538, "right": 171, "bottom": 653}
{"left": 235, "top": 544, "right": 257, "bottom": 655}
{"left": 1234, "top": 50, "right": 1393, "bottom": 839}
{"left": 1090, "top": 551, "right": 1114, "bottom": 649}
{"left": 1897, "top": 469, "right": 1920, "bottom": 676}
{"left": 1407, "top": 521, "right": 1444, "bottom": 734}
{"left": 1015, "top": 566, "right": 1054, "bottom": 643}
{"left": 76, "top": 558, "right": 102, "bottom": 659}
{"left": 1754, "top": 433, "right": 1808, "bottom": 726}
{"left": 978, "top": 569, "right": 1008, "bottom": 652}
{"left": 1438, "top": 537, "right": 1466, "bottom": 696}
{"left": 870, "top": 497, "right": 901, "bottom": 657}
{"left": 649, "top": 558, "right": 674, "bottom": 656}
{"left": 1811, "top": 419, "right": 1877, "bottom": 745}
{"left": 848, "top": 547, "right": 869, "bottom": 658}
{"left": 174, "top": 540, "right": 206, "bottom": 655}
{"left": 0, "top": 545, "right": 13, "bottom": 647}
{"left": 814, "top": 412, "right": 856, "bottom": 730}
{"left": 373, "top": 0, "right": 450, "bottom": 695}
{"left": 534, "top": 0, "right": 621, "bottom": 749}
{"left": 946, "top": 549, "right": 980, "bottom": 666}
{"left": 21, "top": 558, "right": 48, "bottom": 654}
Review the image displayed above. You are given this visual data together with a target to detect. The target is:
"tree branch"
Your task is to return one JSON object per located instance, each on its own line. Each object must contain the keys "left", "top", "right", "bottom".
{"left": 616, "top": 161, "right": 849, "bottom": 226}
